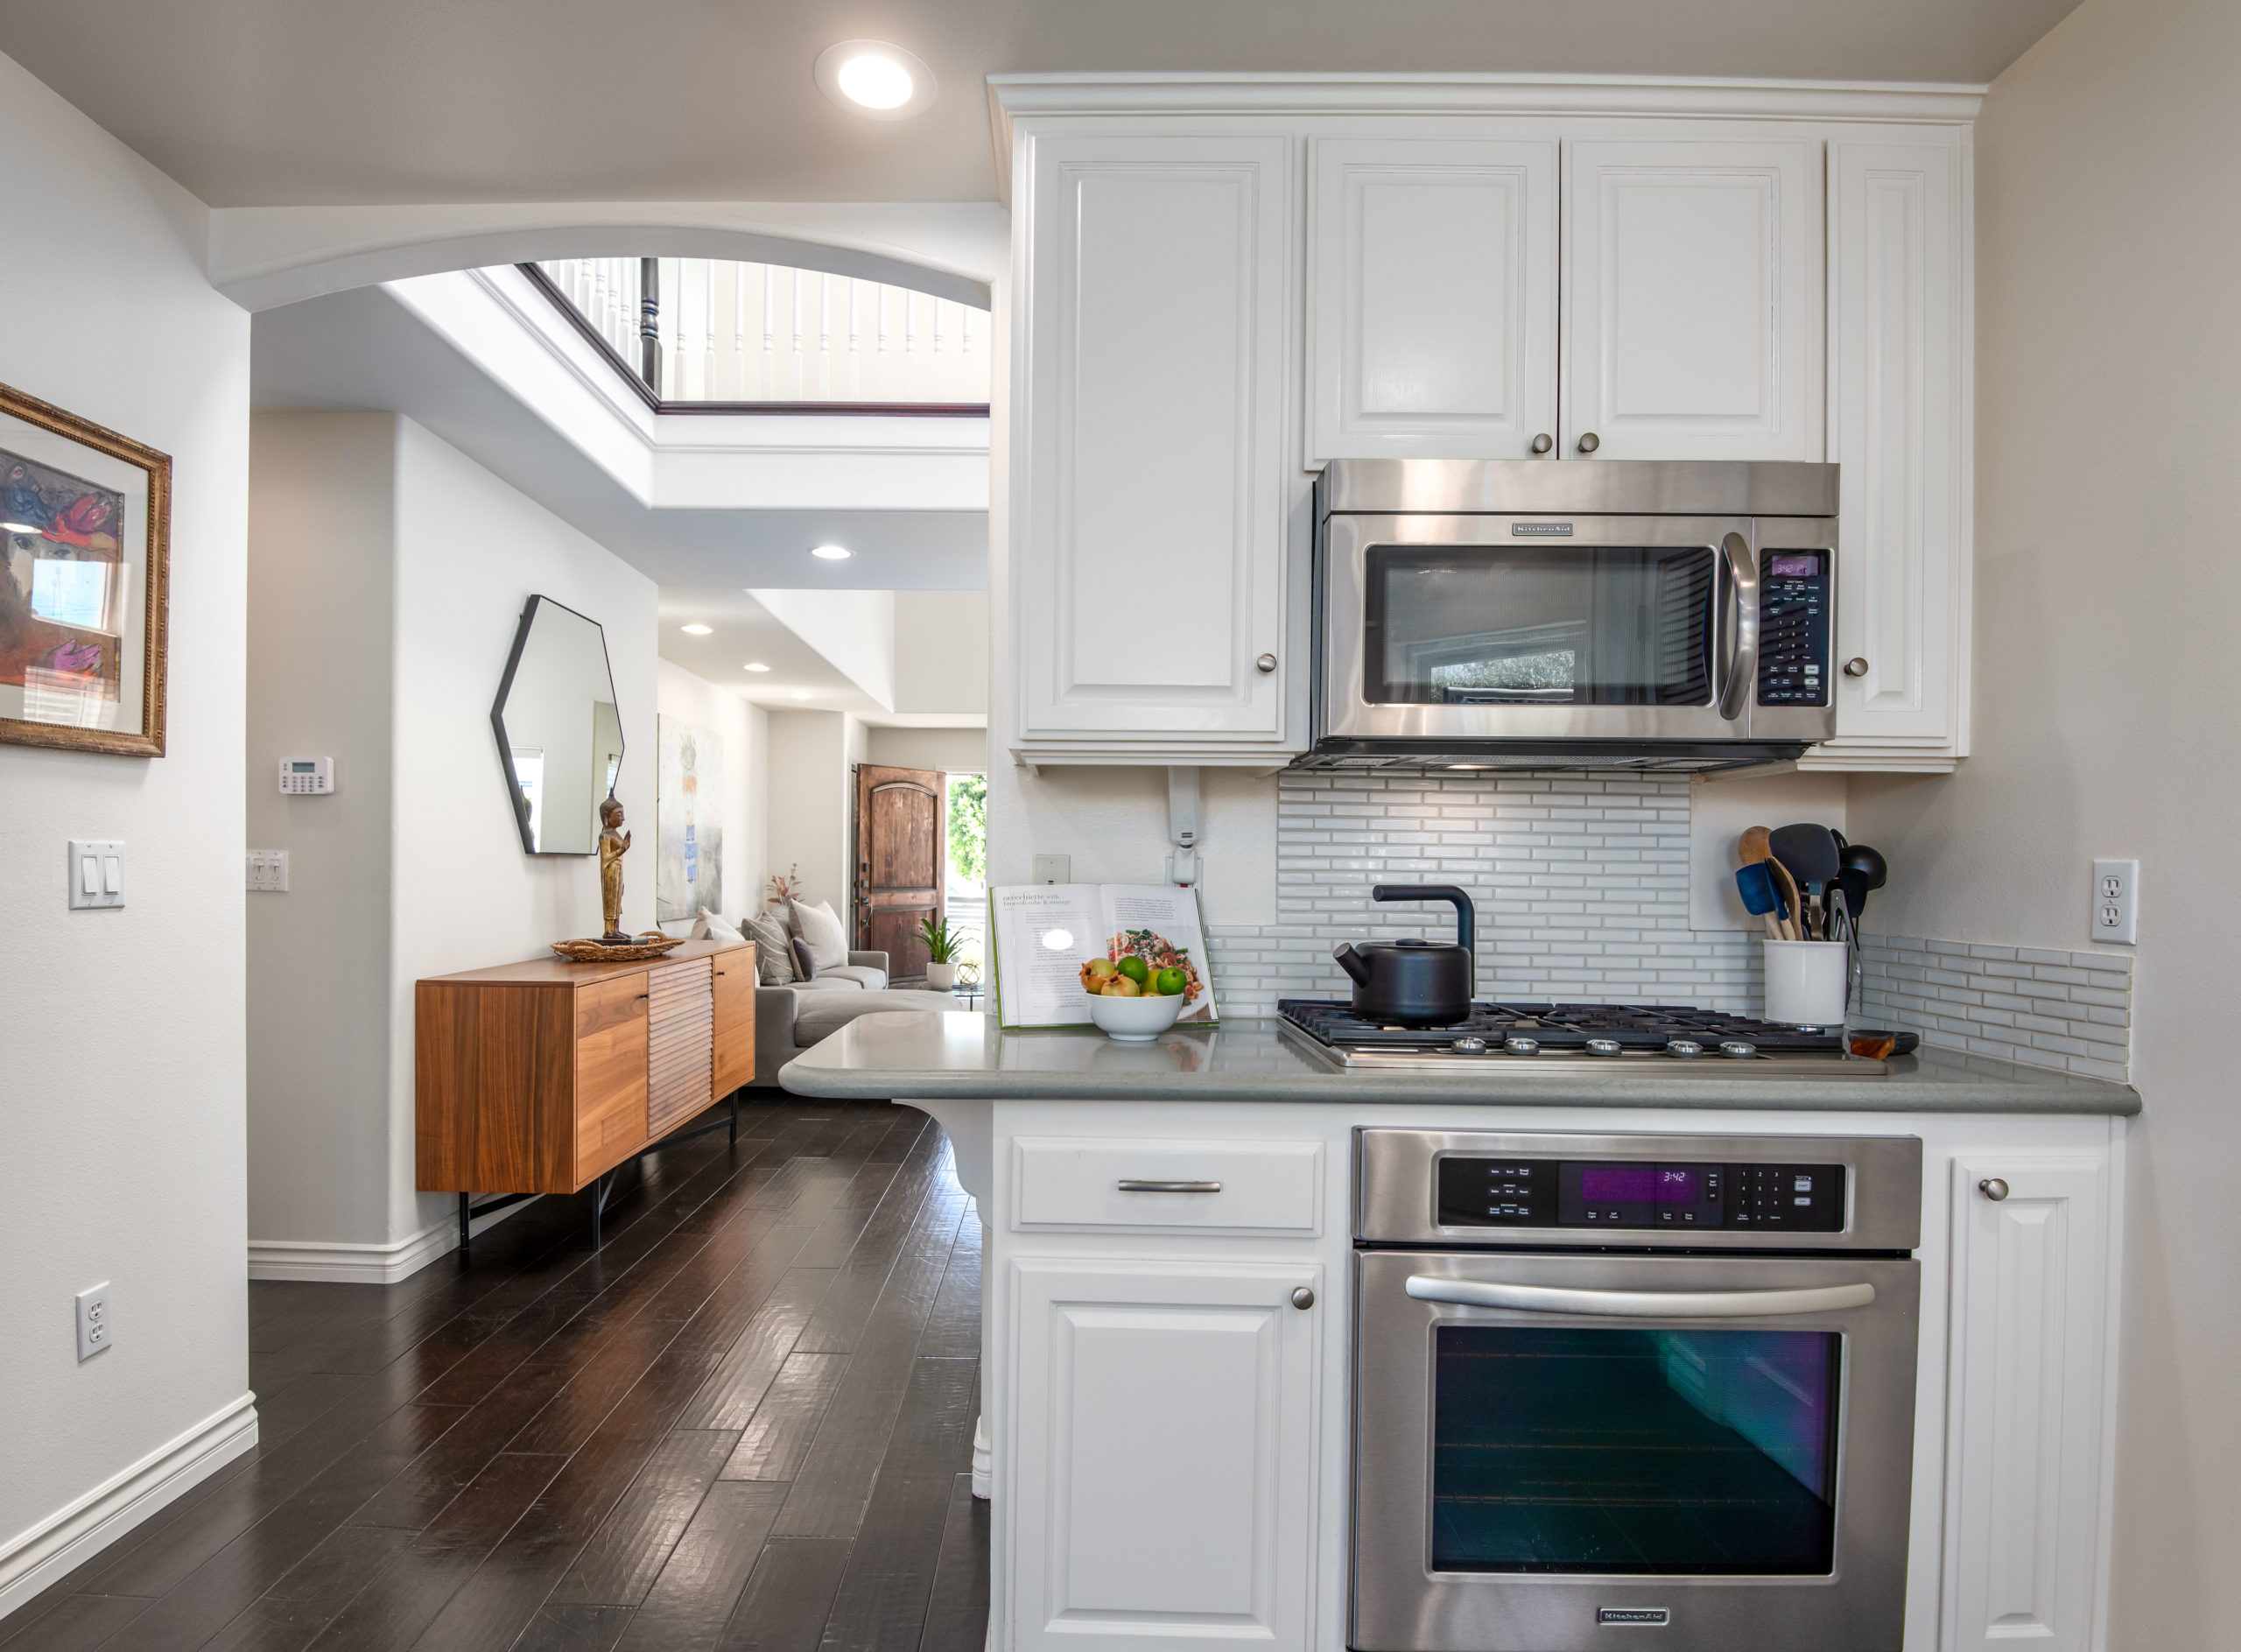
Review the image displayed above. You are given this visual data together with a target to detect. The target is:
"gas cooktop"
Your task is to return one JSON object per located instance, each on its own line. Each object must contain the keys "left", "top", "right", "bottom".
{"left": 1276, "top": 999, "right": 1884, "bottom": 1075}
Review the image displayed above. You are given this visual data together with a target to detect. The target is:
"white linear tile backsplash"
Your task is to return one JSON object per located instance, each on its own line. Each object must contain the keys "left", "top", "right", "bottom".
{"left": 1205, "top": 770, "right": 2136, "bottom": 1082}
{"left": 1858, "top": 935, "right": 2132, "bottom": 1082}
{"left": 1208, "top": 771, "right": 1764, "bottom": 1019}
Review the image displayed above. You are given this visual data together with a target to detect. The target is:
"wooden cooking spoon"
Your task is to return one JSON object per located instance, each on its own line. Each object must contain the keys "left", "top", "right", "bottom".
{"left": 1764, "top": 856, "right": 1805, "bottom": 942}
{"left": 1738, "top": 825, "right": 1774, "bottom": 871}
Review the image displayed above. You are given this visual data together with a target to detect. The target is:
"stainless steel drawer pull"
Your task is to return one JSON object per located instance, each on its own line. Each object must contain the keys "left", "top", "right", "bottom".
{"left": 1403, "top": 1276, "right": 1875, "bottom": 1318}
{"left": 1116, "top": 1179, "right": 1223, "bottom": 1193}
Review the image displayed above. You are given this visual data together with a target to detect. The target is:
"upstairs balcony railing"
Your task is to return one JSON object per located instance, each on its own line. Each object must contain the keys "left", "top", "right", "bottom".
{"left": 524, "top": 257, "right": 989, "bottom": 413}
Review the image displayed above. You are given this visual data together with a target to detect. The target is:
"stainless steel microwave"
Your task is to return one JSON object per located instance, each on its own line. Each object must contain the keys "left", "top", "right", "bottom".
{"left": 1307, "top": 460, "right": 1839, "bottom": 772}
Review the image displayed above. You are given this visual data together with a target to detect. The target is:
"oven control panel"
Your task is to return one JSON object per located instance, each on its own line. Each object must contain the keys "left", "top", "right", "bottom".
{"left": 1757, "top": 551, "right": 1830, "bottom": 707}
{"left": 1437, "top": 1156, "right": 1845, "bottom": 1233}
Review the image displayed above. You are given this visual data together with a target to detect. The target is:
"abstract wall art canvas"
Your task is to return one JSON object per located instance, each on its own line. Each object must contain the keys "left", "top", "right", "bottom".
{"left": 0, "top": 381, "right": 170, "bottom": 756}
{"left": 656, "top": 715, "right": 723, "bottom": 922}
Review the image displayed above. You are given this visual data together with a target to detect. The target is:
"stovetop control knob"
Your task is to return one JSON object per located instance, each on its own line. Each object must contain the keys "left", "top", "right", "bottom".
{"left": 1585, "top": 1037, "right": 1622, "bottom": 1058}
{"left": 1665, "top": 1039, "right": 1704, "bottom": 1059}
{"left": 1718, "top": 1040, "right": 1760, "bottom": 1059}
{"left": 1450, "top": 1036, "right": 1488, "bottom": 1055}
{"left": 1503, "top": 1037, "right": 1541, "bottom": 1057}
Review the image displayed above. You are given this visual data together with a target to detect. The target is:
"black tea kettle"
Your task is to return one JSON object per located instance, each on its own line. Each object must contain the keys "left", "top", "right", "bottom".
{"left": 1331, "top": 884, "right": 1478, "bottom": 1026}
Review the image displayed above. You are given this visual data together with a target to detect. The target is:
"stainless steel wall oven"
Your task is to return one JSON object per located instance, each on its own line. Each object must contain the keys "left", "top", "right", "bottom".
{"left": 1309, "top": 460, "right": 1839, "bottom": 771}
{"left": 1353, "top": 1129, "right": 1921, "bottom": 1651}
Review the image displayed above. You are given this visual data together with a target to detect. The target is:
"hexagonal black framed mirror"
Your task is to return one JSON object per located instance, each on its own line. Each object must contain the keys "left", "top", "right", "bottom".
{"left": 490, "top": 594, "right": 623, "bottom": 854}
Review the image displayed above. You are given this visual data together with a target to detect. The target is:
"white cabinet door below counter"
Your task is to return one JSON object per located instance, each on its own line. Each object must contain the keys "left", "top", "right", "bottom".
{"left": 1943, "top": 1152, "right": 2112, "bottom": 1652}
{"left": 1008, "top": 1257, "right": 1321, "bottom": 1651}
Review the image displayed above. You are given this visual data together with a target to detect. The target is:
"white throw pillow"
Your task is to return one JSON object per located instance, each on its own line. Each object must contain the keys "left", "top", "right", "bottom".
{"left": 696, "top": 908, "right": 744, "bottom": 946}
{"left": 790, "top": 898, "right": 850, "bottom": 969}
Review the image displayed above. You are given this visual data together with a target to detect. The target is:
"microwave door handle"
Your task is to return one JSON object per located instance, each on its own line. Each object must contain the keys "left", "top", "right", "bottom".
{"left": 1716, "top": 531, "right": 1759, "bottom": 721}
{"left": 1403, "top": 1276, "right": 1874, "bottom": 1318}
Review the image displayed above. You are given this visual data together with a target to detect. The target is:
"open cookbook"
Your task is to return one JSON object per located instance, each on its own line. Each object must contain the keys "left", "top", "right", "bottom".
{"left": 986, "top": 882, "right": 1219, "bottom": 1030}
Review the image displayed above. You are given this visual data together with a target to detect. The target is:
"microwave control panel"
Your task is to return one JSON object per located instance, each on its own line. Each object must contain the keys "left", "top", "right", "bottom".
{"left": 1437, "top": 1156, "right": 1846, "bottom": 1233}
{"left": 1757, "top": 551, "right": 1830, "bottom": 706}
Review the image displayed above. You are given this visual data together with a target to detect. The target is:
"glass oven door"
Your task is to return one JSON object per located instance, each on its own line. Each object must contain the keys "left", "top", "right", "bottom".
{"left": 1319, "top": 513, "right": 1760, "bottom": 743}
{"left": 1353, "top": 1251, "right": 1920, "bottom": 1652}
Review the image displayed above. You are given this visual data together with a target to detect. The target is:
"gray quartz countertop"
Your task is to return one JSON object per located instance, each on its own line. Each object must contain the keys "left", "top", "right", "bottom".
{"left": 781, "top": 1012, "right": 2141, "bottom": 1114}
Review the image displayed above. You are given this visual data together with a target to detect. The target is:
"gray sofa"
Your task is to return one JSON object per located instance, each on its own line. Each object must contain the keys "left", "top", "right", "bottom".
{"left": 753, "top": 949, "right": 954, "bottom": 1086}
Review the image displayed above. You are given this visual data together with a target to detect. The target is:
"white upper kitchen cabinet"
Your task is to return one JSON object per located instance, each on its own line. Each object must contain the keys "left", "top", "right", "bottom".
{"left": 1800, "top": 137, "right": 1972, "bottom": 770}
{"left": 1562, "top": 139, "right": 1823, "bottom": 462}
{"left": 1012, "top": 130, "right": 1293, "bottom": 746}
{"left": 1306, "top": 137, "right": 1560, "bottom": 463}
{"left": 1941, "top": 1151, "right": 2115, "bottom": 1652}
{"left": 1006, "top": 1257, "right": 1322, "bottom": 1652}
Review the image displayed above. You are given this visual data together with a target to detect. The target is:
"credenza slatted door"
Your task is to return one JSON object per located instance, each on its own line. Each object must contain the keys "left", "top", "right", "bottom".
{"left": 647, "top": 956, "right": 714, "bottom": 1137}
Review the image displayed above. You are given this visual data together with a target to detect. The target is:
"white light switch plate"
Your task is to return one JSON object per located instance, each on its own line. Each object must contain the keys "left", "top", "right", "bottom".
{"left": 1031, "top": 854, "right": 1071, "bottom": 885}
{"left": 2092, "top": 859, "right": 2139, "bottom": 945}
{"left": 247, "top": 850, "right": 291, "bottom": 892}
{"left": 67, "top": 840, "right": 123, "bottom": 910}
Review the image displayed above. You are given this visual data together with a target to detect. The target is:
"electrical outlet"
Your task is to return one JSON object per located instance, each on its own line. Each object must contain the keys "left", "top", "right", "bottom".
{"left": 247, "top": 849, "right": 291, "bottom": 892}
{"left": 67, "top": 840, "right": 124, "bottom": 910}
{"left": 2092, "top": 859, "right": 2139, "bottom": 945}
{"left": 1031, "top": 854, "right": 1071, "bottom": 885}
{"left": 76, "top": 1283, "right": 110, "bottom": 1360}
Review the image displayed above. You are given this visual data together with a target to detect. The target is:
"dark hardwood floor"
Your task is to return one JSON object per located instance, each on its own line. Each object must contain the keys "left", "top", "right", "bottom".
{"left": 4, "top": 1098, "right": 987, "bottom": 1652}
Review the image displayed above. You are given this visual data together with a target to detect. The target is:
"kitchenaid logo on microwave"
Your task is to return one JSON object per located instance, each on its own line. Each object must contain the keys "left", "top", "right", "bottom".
{"left": 1513, "top": 521, "right": 1574, "bottom": 536}
{"left": 1597, "top": 1606, "right": 1671, "bottom": 1626}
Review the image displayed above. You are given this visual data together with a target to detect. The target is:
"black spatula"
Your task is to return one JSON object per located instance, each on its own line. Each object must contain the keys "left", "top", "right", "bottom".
{"left": 1770, "top": 823, "right": 1843, "bottom": 939}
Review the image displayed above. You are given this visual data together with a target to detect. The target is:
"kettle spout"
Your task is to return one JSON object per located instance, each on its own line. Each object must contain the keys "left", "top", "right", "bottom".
{"left": 1331, "top": 941, "right": 1371, "bottom": 987}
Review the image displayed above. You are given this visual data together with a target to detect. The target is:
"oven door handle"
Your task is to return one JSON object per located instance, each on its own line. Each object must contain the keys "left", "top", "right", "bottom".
{"left": 1716, "top": 531, "right": 1759, "bottom": 721}
{"left": 1404, "top": 1276, "right": 1874, "bottom": 1318}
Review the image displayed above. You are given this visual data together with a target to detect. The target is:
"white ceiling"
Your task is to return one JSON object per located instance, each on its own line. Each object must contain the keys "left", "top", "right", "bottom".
{"left": 252, "top": 282, "right": 988, "bottom": 590}
{"left": 3, "top": 0, "right": 2073, "bottom": 207}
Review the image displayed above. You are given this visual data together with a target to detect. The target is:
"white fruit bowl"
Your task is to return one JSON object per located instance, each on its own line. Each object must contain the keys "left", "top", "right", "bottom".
{"left": 1085, "top": 991, "right": 1187, "bottom": 1042}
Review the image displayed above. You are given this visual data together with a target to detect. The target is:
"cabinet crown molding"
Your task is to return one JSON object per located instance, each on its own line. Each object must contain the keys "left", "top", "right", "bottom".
{"left": 987, "top": 71, "right": 1988, "bottom": 123}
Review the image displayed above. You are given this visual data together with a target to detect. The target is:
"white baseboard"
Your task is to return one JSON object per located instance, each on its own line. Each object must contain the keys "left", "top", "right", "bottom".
{"left": 0, "top": 1392, "right": 258, "bottom": 1622}
{"left": 249, "top": 1198, "right": 539, "bottom": 1283}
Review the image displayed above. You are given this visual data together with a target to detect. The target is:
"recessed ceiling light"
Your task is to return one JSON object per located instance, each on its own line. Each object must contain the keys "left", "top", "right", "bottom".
{"left": 743, "top": 661, "right": 771, "bottom": 672}
{"left": 813, "top": 40, "right": 936, "bottom": 121}
{"left": 790, "top": 690, "right": 812, "bottom": 699}
{"left": 810, "top": 544, "right": 853, "bottom": 560}
{"left": 680, "top": 622, "right": 712, "bottom": 636}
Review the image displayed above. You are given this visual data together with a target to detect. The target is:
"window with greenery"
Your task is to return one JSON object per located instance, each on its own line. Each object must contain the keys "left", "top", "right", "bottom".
{"left": 947, "top": 771, "right": 987, "bottom": 884}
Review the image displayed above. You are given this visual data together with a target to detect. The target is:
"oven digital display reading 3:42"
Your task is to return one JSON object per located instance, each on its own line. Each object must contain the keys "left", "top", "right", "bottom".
{"left": 1435, "top": 1157, "right": 1846, "bottom": 1232}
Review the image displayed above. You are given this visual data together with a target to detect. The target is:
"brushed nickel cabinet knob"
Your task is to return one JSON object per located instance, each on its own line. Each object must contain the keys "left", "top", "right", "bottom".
{"left": 1255, "top": 653, "right": 1278, "bottom": 674}
{"left": 1844, "top": 657, "right": 1870, "bottom": 678}
{"left": 1978, "top": 1177, "right": 2010, "bottom": 1202}
{"left": 1291, "top": 1286, "right": 1317, "bottom": 1311}
{"left": 1577, "top": 432, "right": 1600, "bottom": 454}
{"left": 1530, "top": 432, "right": 1553, "bottom": 455}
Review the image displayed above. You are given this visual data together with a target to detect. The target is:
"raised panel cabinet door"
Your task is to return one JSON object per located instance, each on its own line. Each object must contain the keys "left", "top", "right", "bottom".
{"left": 1943, "top": 1153, "right": 2111, "bottom": 1652}
{"left": 1563, "top": 139, "right": 1823, "bottom": 460}
{"left": 711, "top": 946, "right": 755, "bottom": 1098}
{"left": 1016, "top": 131, "right": 1291, "bottom": 739}
{"left": 1008, "top": 1257, "right": 1319, "bottom": 1651}
{"left": 1307, "top": 137, "right": 1559, "bottom": 462}
{"left": 573, "top": 971, "right": 650, "bottom": 1187}
{"left": 1830, "top": 139, "right": 1965, "bottom": 747}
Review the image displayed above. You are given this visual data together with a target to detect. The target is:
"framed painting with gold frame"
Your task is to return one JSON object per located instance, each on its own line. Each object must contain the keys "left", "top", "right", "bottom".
{"left": 0, "top": 381, "right": 171, "bottom": 756}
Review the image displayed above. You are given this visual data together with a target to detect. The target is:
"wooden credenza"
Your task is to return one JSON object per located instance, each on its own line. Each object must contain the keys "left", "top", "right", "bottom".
{"left": 415, "top": 938, "right": 755, "bottom": 1199}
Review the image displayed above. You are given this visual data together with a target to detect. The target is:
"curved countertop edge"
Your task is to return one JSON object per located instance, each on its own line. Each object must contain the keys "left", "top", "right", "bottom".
{"left": 777, "top": 1013, "right": 2143, "bottom": 1116}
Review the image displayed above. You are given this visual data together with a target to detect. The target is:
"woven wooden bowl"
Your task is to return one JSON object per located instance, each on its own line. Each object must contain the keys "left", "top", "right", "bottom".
{"left": 549, "top": 934, "right": 685, "bottom": 963}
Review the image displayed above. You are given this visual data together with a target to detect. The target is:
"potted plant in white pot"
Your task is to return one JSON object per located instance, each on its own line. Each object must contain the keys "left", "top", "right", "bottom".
{"left": 917, "top": 915, "right": 965, "bottom": 991}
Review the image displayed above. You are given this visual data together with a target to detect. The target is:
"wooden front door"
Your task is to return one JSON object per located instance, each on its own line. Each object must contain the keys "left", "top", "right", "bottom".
{"left": 855, "top": 764, "right": 945, "bottom": 980}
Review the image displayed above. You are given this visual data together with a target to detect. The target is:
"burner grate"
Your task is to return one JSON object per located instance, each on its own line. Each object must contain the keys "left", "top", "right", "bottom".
{"left": 1276, "top": 998, "right": 1845, "bottom": 1055}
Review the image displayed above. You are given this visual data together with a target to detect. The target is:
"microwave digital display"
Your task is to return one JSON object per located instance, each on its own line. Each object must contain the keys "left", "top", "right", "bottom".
{"left": 1767, "top": 552, "right": 1824, "bottom": 578}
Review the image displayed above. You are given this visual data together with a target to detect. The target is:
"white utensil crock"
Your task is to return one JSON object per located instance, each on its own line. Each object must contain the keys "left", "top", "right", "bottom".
{"left": 1764, "top": 939, "right": 1849, "bottom": 1027}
